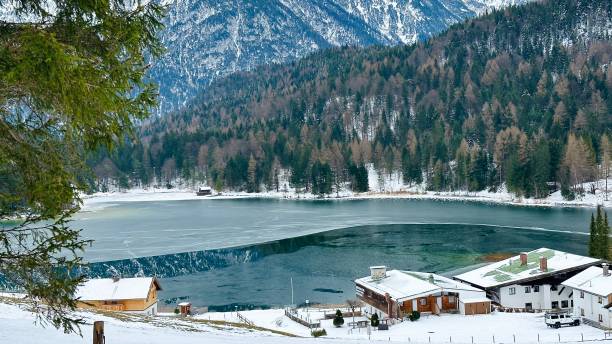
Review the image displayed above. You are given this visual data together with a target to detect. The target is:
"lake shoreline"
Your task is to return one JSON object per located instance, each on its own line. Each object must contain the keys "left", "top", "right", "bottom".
{"left": 81, "top": 187, "right": 611, "bottom": 210}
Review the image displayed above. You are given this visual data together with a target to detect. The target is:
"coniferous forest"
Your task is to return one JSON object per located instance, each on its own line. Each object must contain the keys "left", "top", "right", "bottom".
{"left": 90, "top": 0, "right": 612, "bottom": 199}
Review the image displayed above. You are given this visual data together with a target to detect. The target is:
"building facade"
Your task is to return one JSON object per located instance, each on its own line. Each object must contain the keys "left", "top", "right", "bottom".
{"left": 355, "top": 267, "right": 490, "bottom": 319}
{"left": 76, "top": 277, "right": 162, "bottom": 315}
{"left": 454, "top": 248, "right": 601, "bottom": 311}
{"left": 562, "top": 264, "right": 612, "bottom": 329}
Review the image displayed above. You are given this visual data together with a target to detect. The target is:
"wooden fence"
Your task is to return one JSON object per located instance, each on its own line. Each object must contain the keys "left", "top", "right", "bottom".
{"left": 236, "top": 312, "right": 254, "bottom": 326}
{"left": 284, "top": 308, "right": 321, "bottom": 329}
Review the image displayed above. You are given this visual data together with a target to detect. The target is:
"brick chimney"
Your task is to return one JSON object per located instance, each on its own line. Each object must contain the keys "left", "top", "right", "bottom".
{"left": 539, "top": 256, "right": 548, "bottom": 272}
{"left": 520, "top": 253, "right": 528, "bottom": 266}
{"left": 603, "top": 263, "right": 610, "bottom": 277}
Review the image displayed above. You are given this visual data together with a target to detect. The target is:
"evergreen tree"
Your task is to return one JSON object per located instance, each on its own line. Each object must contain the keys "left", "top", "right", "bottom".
{"left": 333, "top": 309, "right": 344, "bottom": 327}
{"left": 311, "top": 161, "right": 333, "bottom": 196}
{"left": 370, "top": 313, "right": 380, "bottom": 327}
{"left": 350, "top": 164, "right": 369, "bottom": 192}
{"left": 603, "top": 211, "right": 610, "bottom": 260}
{"left": 596, "top": 206, "right": 604, "bottom": 258}
{"left": 0, "top": 0, "right": 165, "bottom": 334}
{"left": 247, "top": 154, "right": 258, "bottom": 193}
{"left": 590, "top": 206, "right": 610, "bottom": 259}
{"left": 589, "top": 213, "right": 597, "bottom": 257}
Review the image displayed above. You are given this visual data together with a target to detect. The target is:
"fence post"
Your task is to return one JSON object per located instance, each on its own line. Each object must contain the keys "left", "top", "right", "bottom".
{"left": 450, "top": 336, "right": 452, "bottom": 343}
{"left": 581, "top": 333, "right": 583, "bottom": 342}
{"left": 471, "top": 336, "right": 474, "bottom": 344}
{"left": 93, "top": 321, "right": 104, "bottom": 344}
{"left": 538, "top": 334, "right": 540, "bottom": 343}
{"left": 558, "top": 333, "right": 560, "bottom": 342}
{"left": 513, "top": 334, "right": 515, "bottom": 343}
{"left": 493, "top": 335, "right": 495, "bottom": 344}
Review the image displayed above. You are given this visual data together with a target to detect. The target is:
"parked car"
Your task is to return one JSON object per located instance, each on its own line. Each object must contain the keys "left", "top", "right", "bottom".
{"left": 545, "top": 312, "right": 580, "bottom": 328}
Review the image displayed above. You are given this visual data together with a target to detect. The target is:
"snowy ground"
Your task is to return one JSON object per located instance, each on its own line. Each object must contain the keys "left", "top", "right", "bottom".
{"left": 3, "top": 299, "right": 610, "bottom": 344}
{"left": 199, "top": 308, "right": 610, "bottom": 344}
{"left": 82, "top": 174, "right": 612, "bottom": 211}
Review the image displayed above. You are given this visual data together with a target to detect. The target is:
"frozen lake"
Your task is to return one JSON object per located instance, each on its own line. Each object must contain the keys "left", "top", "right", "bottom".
{"left": 75, "top": 198, "right": 593, "bottom": 262}
{"left": 73, "top": 198, "right": 596, "bottom": 309}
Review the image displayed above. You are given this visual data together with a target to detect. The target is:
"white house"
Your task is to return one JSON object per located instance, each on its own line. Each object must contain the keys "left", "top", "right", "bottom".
{"left": 454, "top": 248, "right": 601, "bottom": 311}
{"left": 562, "top": 264, "right": 612, "bottom": 329}
{"left": 355, "top": 266, "right": 490, "bottom": 319}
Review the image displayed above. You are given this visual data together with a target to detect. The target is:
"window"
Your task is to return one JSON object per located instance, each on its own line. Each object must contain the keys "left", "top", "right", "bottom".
{"left": 509, "top": 287, "right": 516, "bottom": 295}
{"left": 599, "top": 314, "right": 603, "bottom": 322}
{"left": 551, "top": 301, "right": 559, "bottom": 309}
{"left": 533, "top": 286, "right": 540, "bottom": 292}
{"left": 419, "top": 298, "right": 427, "bottom": 306}
{"left": 598, "top": 296, "right": 603, "bottom": 304}
{"left": 525, "top": 303, "right": 533, "bottom": 311}
{"left": 580, "top": 291, "right": 585, "bottom": 298}
{"left": 571, "top": 300, "right": 574, "bottom": 307}
{"left": 561, "top": 300, "right": 569, "bottom": 308}
{"left": 525, "top": 287, "right": 531, "bottom": 293}
{"left": 551, "top": 285, "right": 558, "bottom": 291}
{"left": 581, "top": 308, "right": 585, "bottom": 316}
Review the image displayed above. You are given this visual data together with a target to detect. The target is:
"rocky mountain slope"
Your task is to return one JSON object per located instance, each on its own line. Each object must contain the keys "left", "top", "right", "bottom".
{"left": 150, "top": 0, "right": 530, "bottom": 114}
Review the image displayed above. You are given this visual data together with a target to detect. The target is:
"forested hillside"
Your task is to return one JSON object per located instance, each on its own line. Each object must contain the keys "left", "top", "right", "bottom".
{"left": 150, "top": 0, "right": 530, "bottom": 114}
{"left": 92, "top": 0, "right": 612, "bottom": 199}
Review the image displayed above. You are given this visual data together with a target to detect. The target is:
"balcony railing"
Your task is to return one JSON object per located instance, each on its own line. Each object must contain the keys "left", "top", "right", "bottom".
{"left": 99, "top": 304, "right": 125, "bottom": 311}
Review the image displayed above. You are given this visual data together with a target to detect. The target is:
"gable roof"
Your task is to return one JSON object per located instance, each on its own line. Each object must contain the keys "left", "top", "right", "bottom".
{"left": 453, "top": 248, "right": 601, "bottom": 289}
{"left": 355, "top": 270, "right": 482, "bottom": 302}
{"left": 401, "top": 271, "right": 484, "bottom": 293}
{"left": 76, "top": 277, "right": 161, "bottom": 301}
{"left": 561, "top": 266, "right": 612, "bottom": 297}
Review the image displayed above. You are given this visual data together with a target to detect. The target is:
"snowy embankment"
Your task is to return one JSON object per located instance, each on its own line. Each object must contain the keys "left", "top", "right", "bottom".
{"left": 2, "top": 298, "right": 609, "bottom": 344}
{"left": 82, "top": 170, "right": 612, "bottom": 210}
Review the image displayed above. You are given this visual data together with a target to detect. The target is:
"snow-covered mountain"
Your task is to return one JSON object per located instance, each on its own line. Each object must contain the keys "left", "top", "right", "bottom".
{"left": 150, "top": 0, "right": 530, "bottom": 114}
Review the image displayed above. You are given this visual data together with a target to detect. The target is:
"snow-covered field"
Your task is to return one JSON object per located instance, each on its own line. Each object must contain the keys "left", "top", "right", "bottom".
{"left": 200, "top": 308, "right": 609, "bottom": 343}
{"left": 2, "top": 299, "right": 610, "bottom": 344}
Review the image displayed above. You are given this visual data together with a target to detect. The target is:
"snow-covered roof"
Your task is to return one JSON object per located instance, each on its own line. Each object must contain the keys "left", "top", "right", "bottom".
{"left": 76, "top": 277, "right": 161, "bottom": 301}
{"left": 401, "top": 271, "right": 483, "bottom": 293}
{"left": 453, "top": 248, "right": 601, "bottom": 289}
{"left": 356, "top": 270, "right": 440, "bottom": 301}
{"left": 460, "top": 297, "right": 492, "bottom": 304}
{"left": 561, "top": 266, "right": 612, "bottom": 297}
{"left": 355, "top": 270, "right": 481, "bottom": 302}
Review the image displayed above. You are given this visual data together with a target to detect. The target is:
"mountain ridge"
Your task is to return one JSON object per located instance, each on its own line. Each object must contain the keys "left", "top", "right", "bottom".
{"left": 150, "top": 0, "right": 530, "bottom": 114}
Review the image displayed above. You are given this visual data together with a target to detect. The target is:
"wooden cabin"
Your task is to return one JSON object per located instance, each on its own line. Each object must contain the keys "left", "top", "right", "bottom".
{"left": 196, "top": 186, "right": 212, "bottom": 196}
{"left": 76, "top": 277, "right": 162, "bottom": 315}
{"left": 355, "top": 266, "right": 490, "bottom": 319}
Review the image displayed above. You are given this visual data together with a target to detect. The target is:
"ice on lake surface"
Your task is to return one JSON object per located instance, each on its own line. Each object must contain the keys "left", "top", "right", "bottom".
{"left": 72, "top": 198, "right": 595, "bottom": 309}
{"left": 73, "top": 198, "right": 593, "bottom": 261}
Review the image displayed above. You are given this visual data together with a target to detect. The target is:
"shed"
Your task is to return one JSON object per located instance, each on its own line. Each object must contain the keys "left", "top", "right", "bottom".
{"left": 178, "top": 302, "right": 192, "bottom": 316}
{"left": 459, "top": 297, "right": 491, "bottom": 315}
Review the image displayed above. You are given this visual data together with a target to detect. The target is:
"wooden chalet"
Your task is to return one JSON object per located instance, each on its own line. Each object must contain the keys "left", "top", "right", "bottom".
{"left": 76, "top": 277, "right": 162, "bottom": 315}
{"left": 355, "top": 266, "right": 490, "bottom": 319}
